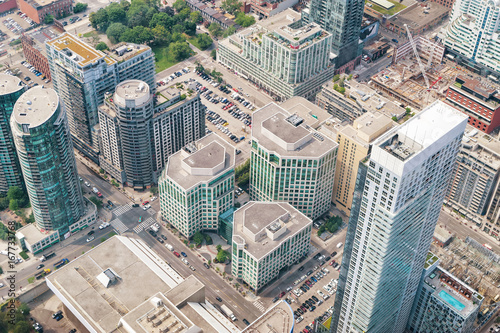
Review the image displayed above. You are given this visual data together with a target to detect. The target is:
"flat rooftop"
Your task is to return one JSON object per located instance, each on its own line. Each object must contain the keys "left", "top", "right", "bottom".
{"left": 450, "top": 75, "right": 500, "bottom": 109}
{"left": 0, "top": 73, "right": 23, "bottom": 95}
{"left": 165, "top": 133, "right": 235, "bottom": 190}
{"left": 13, "top": 87, "right": 59, "bottom": 128}
{"left": 461, "top": 126, "right": 500, "bottom": 169}
{"left": 104, "top": 42, "right": 151, "bottom": 64}
{"left": 424, "top": 266, "right": 482, "bottom": 318}
{"left": 46, "top": 236, "right": 185, "bottom": 333}
{"left": 242, "top": 300, "right": 294, "bottom": 332}
{"left": 232, "top": 202, "right": 312, "bottom": 259}
{"left": 374, "top": 100, "right": 467, "bottom": 161}
{"left": 15, "top": 223, "right": 57, "bottom": 244}
{"left": 25, "top": 0, "right": 61, "bottom": 8}
{"left": 154, "top": 82, "right": 199, "bottom": 113}
{"left": 388, "top": 2, "right": 449, "bottom": 30}
{"left": 114, "top": 80, "right": 151, "bottom": 107}
{"left": 341, "top": 112, "right": 395, "bottom": 146}
{"left": 280, "top": 96, "right": 331, "bottom": 129}
{"left": 252, "top": 103, "right": 338, "bottom": 158}
{"left": 47, "top": 33, "right": 105, "bottom": 67}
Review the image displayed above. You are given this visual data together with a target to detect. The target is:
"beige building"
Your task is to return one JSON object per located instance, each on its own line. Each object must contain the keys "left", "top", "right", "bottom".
{"left": 319, "top": 112, "right": 395, "bottom": 216}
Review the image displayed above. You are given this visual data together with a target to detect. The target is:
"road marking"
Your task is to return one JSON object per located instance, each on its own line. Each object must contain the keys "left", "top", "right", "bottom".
{"left": 110, "top": 218, "right": 128, "bottom": 234}
{"left": 253, "top": 300, "right": 266, "bottom": 313}
{"left": 133, "top": 217, "right": 156, "bottom": 233}
{"left": 112, "top": 204, "right": 131, "bottom": 217}
{"left": 147, "top": 208, "right": 156, "bottom": 216}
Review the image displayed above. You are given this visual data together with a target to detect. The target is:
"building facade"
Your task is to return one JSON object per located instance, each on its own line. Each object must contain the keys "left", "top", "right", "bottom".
{"left": 331, "top": 101, "right": 468, "bottom": 333}
{"left": 329, "top": 113, "right": 394, "bottom": 216}
{"left": 16, "top": 0, "right": 72, "bottom": 24}
{"left": 0, "top": 74, "right": 25, "bottom": 194}
{"left": 21, "top": 33, "right": 51, "bottom": 80}
{"left": 250, "top": 103, "right": 338, "bottom": 221}
{"left": 407, "top": 254, "right": 483, "bottom": 333}
{"left": 386, "top": 2, "right": 449, "bottom": 38}
{"left": 443, "top": 0, "right": 500, "bottom": 76}
{"left": 445, "top": 126, "right": 500, "bottom": 236}
{"left": 46, "top": 34, "right": 155, "bottom": 164}
{"left": 232, "top": 202, "right": 312, "bottom": 293}
{"left": 11, "top": 87, "right": 85, "bottom": 234}
{"left": 446, "top": 75, "right": 500, "bottom": 133}
{"left": 302, "top": 0, "right": 364, "bottom": 67}
{"left": 217, "top": 9, "right": 335, "bottom": 101}
{"left": 159, "top": 133, "right": 235, "bottom": 238}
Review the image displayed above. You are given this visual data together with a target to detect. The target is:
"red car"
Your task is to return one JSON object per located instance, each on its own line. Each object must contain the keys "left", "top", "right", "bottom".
{"left": 279, "top": 291, "right": 285, "bottom": 298}
{"left": 173, "top": 252, "right": 180, "bottom": 257}
{"left": 329, "top": 260, "right": 335, "bottom": 266}
{"left": 142, "top": 201, "right": 149, "bottom": 206}
{"left": 97, "top": 192, "right": 103, "bottom": 198}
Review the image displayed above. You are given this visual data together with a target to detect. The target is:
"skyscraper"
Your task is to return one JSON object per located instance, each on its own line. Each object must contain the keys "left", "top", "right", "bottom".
{"left": 11, "top": 86, "right": 85, "bottom": 233}
{"left": 250, "top": 102, "right": 338, "bottom": 220}
{"left": 0, "top": 74, "right": 25, "bottom": 194}
{"left": 331, "top": 101, "right": 468, "bottom": 333}
{"left": 46, "top": 33, "right": 155, "bottom": 163}
{"left": 302, "top": 0, "right": 364, "bottom": 68}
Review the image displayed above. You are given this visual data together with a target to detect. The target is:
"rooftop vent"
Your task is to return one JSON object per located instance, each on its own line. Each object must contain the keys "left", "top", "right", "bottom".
{"left": 286, "top": 114, "right": 304, "bottom": 127}
{"left": 96, "top": 268, "right": 119, "bottom": 288}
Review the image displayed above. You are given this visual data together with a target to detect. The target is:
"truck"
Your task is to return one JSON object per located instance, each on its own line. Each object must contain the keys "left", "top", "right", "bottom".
{"left": 54, "top": 258, "right": 69, "bottom": 269}
{"left": 92, "top": 187, "right": 98, "bottom": 194}
{"left": 337, "top": 242, "right": 343, "bottom": 249}
{"left": 41, "top": 252, "right": 56, "bottom": 262}
{"left": 99, "top": 222, "right": 110, "bottom": 230}
{"left": 35, "top": 268, "right": 51, "bottom": 280}
{"left": 165, "top": 244, "right": 174, "bottom": 251}
{"left": 220, "top": 304, "right": 237, "bottom": 321}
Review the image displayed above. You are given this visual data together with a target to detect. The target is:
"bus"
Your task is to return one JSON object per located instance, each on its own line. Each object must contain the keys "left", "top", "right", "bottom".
{"left": 484, "top": 244, "right": 493, "bottom": 251}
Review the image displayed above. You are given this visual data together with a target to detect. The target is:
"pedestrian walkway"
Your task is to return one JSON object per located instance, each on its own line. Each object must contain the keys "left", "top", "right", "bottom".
{"left": 112, "top": 204, "right": 131, "bottom": 217}
{"left": 110, "top": 218, "right": 129, "bottom": 234}
{"left": 147, "top": 208, "right": 156, "bottom": 216}
{"left": 133, "top": 217, "right": 156, "bottom": 233}
{"left": 253, "top": 300, "right": 266, "bottom": 313}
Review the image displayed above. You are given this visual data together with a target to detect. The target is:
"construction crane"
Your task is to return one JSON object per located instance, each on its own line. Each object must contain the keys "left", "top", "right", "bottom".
{"left": 404, "top": 24, "right": 430, "bottom": 89}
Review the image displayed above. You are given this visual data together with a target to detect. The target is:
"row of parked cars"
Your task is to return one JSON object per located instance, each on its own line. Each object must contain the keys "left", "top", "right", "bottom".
{"left": 157, "top": 67, "right": 190, "bottom": 86}
{"left": 17, "top": 11, "right": 35, "bottom": 27}
{"left": 3, "top": 17, "right": 24, "bottom": 34}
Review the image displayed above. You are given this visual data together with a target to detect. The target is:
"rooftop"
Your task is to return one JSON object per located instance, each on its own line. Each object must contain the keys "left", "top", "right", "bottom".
{"left": 15, "top": 223, "right": 57, "bottom": 244}
{"left": 242, "top": 300, "right": 294, "bottom": 332}
{"left": 45, "top": 236, "right": 241, "bottom": 333}
{"left": 104, "top": 42, "right": 151, "bottom": 64}
{"left": 252, "top": 103, "right": 338, "bottom": 158}
{"left": 154, "top": 82, "right": 198, "bottom": 113}
{"left": 47, "top": 33, "right": 105, "bottom": 67}
{"left": 24, "top": 0, "right": 61, "bottom": 9}
{"left": 433, "top": 225, "right": 453, "bottom": 244}
{"left": 388, "top": 2, "right": 450, "bottom": 30}
{"left": 449, "top": 75, "right": 500, "bottom": 109}
{"left": 280, "top": 96, "right": 331, "bottom": 129}
{"left": 0, "top": 73, "right": 23, "bottom": 95}
{"left": 165, "top": 133, "right": 235, "bottom": 190}
{"left": 460, "top": 125, "right": 500, "bottom": 169}
{"left": 374, "top": 100, "right": 468, "bottom": 161}
{"left": 341, "top": 112, "right": 395, "bottom": 146}
{"left": 232, "top": 202, "right": 312, "bottom": 259}
{"left": 114, "top": 80, "right": 151, "bottom": 107}
{"left": 12, "top": 87, "right": 59, "bottom": 129}
{"left": 424, "top": 266, "right": 482, "bottom": 318}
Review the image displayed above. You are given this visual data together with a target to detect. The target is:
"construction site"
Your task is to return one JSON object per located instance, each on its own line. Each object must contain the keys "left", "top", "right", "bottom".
{"left": 370, "top": 35, "right": 459, "bottom": 110}
{"left": 430, "top": 235, "right": 500, "bottom": 322}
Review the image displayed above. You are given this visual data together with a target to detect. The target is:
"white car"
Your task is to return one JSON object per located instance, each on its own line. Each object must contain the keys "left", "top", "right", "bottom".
{"left": 86, "top": 236, "right": 94, "bottom": 242}
{"left": 151, "top": 196, "right": 157, "bottom": 201}
{"left": 0, "top": 283, "right": 4, "bottom": 288}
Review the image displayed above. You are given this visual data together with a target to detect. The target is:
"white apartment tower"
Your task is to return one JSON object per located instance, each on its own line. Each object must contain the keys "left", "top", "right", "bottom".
{"left": 331, "top": 101, "right": 468, "bottom": 333}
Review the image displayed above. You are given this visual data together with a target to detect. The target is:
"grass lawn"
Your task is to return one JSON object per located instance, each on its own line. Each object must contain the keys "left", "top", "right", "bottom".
{"left": 82, "top": 31, "right": 98, "bottom": 38}
{"left": 187, "top": 36, "right": 203, "bottom": 51}
{"left": 366, "top": 0, "right": 406, "bottom": 15}
{"left": 152, "top": 45, "right": 180, "bottom": 73}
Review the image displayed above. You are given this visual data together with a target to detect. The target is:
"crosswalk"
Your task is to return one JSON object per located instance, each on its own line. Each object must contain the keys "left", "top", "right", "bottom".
{"left": 110, "top": 218, "right": 129, "bottom": 234}
{"left": 112, "top": 204, "right": 131, "bottom": 217}
{"left": 133, "top": 217, "right": 156, "bottom": 233}
{"left": 253, "top": 300, "right": 266, "bottom": 313}
{"left": 147, "top": 208, "right": 156, "bottom": 216}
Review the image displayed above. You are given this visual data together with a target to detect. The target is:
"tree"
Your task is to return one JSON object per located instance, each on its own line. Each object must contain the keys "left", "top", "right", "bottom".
{"left": 221, "top": 0, "right": 242, "bottom": 14}
{"left": 149, "top": 12, "right": 174, "bottom": 29}
{"left": 196, "top": 33, "right": 213, "bottom": 50}
{"left": 223, "top": 26, "right": 236, "bottom": 37}
{"left": 127, "top": 3, "right": 150, "bottom": 27}
{"left": 150, "top": 186, "right": 158, "bottom": 195}
{"left": 208, "top": 23, "right": 223, "bottom": 38}
{"left": 96, "top": 42, "right": 108, "bottom": 51}
{"left": 152, "top": 25, "right": 171, "bottom": 45}
{"left": 7, "top": 186, "right": 24, "bottom": 201}
{"left": 183, "top": 21, "right": 196, "bottom": 36}
{"left": 193, "top": 231, "right": 204, "bottom": 245}
{"left": 89, "top": 196, "right": 103, "bottom": 209}
{"left": 74, "top": 2, "right": 88, "bottom": 13}
{"left": 26, "top": 213, "right": 35, "bottom": 224}
{"left": 13, "top": 321, "right": 31, "bottom": 333}
{"left": 121, "top": 26, "right": 153, "bottom": 44}
{"left": 338, "top": 87, "right": 346, "bottom": 94}
{"left": 405, "top": 107, "right": 412, "bottom": 114}
{"left": 216, "top": 244, "right": 222, "bottom": 252}
{"left": 216, "top": 249, "right": 229, "bottom": 263}
{"left": 173, "top": 0, "right": 188, "bottom": 12}
{"left": 235, "top": 12, "right": 255, "bottom": 27}
{"left": 392, "top": 116, "right": 398, "bottom": 122}
{"left": 190, "top": 11, "right": 203, "bottom": 24}
{"left": 169, "top": 41, "right": 192, "bottom": 61}
{"left": 9, "top": 199, "right": 18, "bottom": 211}
{"left": 211, "top": 49, "right": 216, "bottom": 60}
{"left": 44, "top": 14, "right": 54, "bottom": 24}
{"left": 106, "top": 22, "right": 127, "bottom": 43}
{"left": 18, "top": 304, "right": 30, "bottom": 315}
{"left": 333, "top": 74, "right": 340, "bottom": 82}
{"left": 195, "top": 61, "right": 204, "bottom": 73}
{"left": 107, "top": 2, "right": 126, "bottom": 23}
{"left": 90, "top": 8, "right": 109, "bottom": 31}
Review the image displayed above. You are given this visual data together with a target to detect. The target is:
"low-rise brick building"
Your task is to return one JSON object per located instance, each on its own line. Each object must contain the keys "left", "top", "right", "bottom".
{"left": 16, "top": 0, "right": 72, "bottom": 24}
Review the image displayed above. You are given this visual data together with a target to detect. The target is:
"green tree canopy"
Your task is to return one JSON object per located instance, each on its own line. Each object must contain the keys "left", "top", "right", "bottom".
{"left": 9, "top": 199, "right": 18, "bottom": 211}
{"left": 149, "top": 12, "right": 174, "bottom": 29}
{"left": 173, "top": 0, "right": 188, "bottom": 12}
{"left": 96, "top": 42, "right": 109, "bottom": 50}
{"left": 127, "top": 2, "right": 151, "bottom": 27}
{"left": 183, "top": 21, "right": 196, "bottom": 36}
{"left": 106, "top": 22, "right": 127, "bottom": 43}
{"left": 210, "top": 49, "right": 216, "bottom": 60}
{"left": 169, "top": 41, "right": 192, "bottom": 60}
{"left": 235, "top": 12, "right": 255, "bottom": 27}
{"left": 90, "top": 8, "right": 109, "bottom": 31}
{"left": 74, "top": 2, "right": 88, "bottom": 13}
{"left": 190, "top": 11, "right": 203, "bottom": 23}
{"left": 208, "top": 23, "right": 223, "bottom": 38}
{"left": 196, "top": 33, "right": 213, "bottom": 50}
{"left": 7, "top": 186, "right": 24, "bottom": 201}
{"left": 193, "top": 231, "right": 204, "bottom": 245}
{"left": 223, "top": 25, "right": 236, "bottom": 37}
{"left": 152, "top": 25, "right": 171, "bottom": 45}
{"left": 89, "top": 196, "right": 103, "bottom": 209}
{"left": 44, "top": 14, "right": 54, "bottom": 24}
{"left": 121, "top": 26, "right": 154, "bottom": 44}
{"left": 107, "top": 2, "right": 126, "bottom": 22}
{"left": 221, "top": 0, "right": 242, "bottom": 14}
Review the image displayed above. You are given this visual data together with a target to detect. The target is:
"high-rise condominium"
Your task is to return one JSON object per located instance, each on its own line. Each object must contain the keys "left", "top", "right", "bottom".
{"left": 331, "top": 101, "right": 468, "bottom": 333}
{"left": 443, "top": 0, "right": 500, "bottom": 75}
{"left": 0, "top": 74, "right": 25, "bottom": 194}
{"left": 302, "top": 0, "right": 364, "bottom": 67}
{"left": 159, "top": 133, "right": 235, "bottom": 238}
{"left": 46, "top": 33, "right": 155, "bottom": 163}
{"left": 11, "top": 87, "right": 85, "bottom": 233}
{"left": 250, "top": 103, "right": 338, "bottom": 220}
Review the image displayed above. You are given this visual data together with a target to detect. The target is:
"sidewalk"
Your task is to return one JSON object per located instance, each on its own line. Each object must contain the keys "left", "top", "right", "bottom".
{"left": 442, "top": 206, "right": 499, "bottom": 244}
